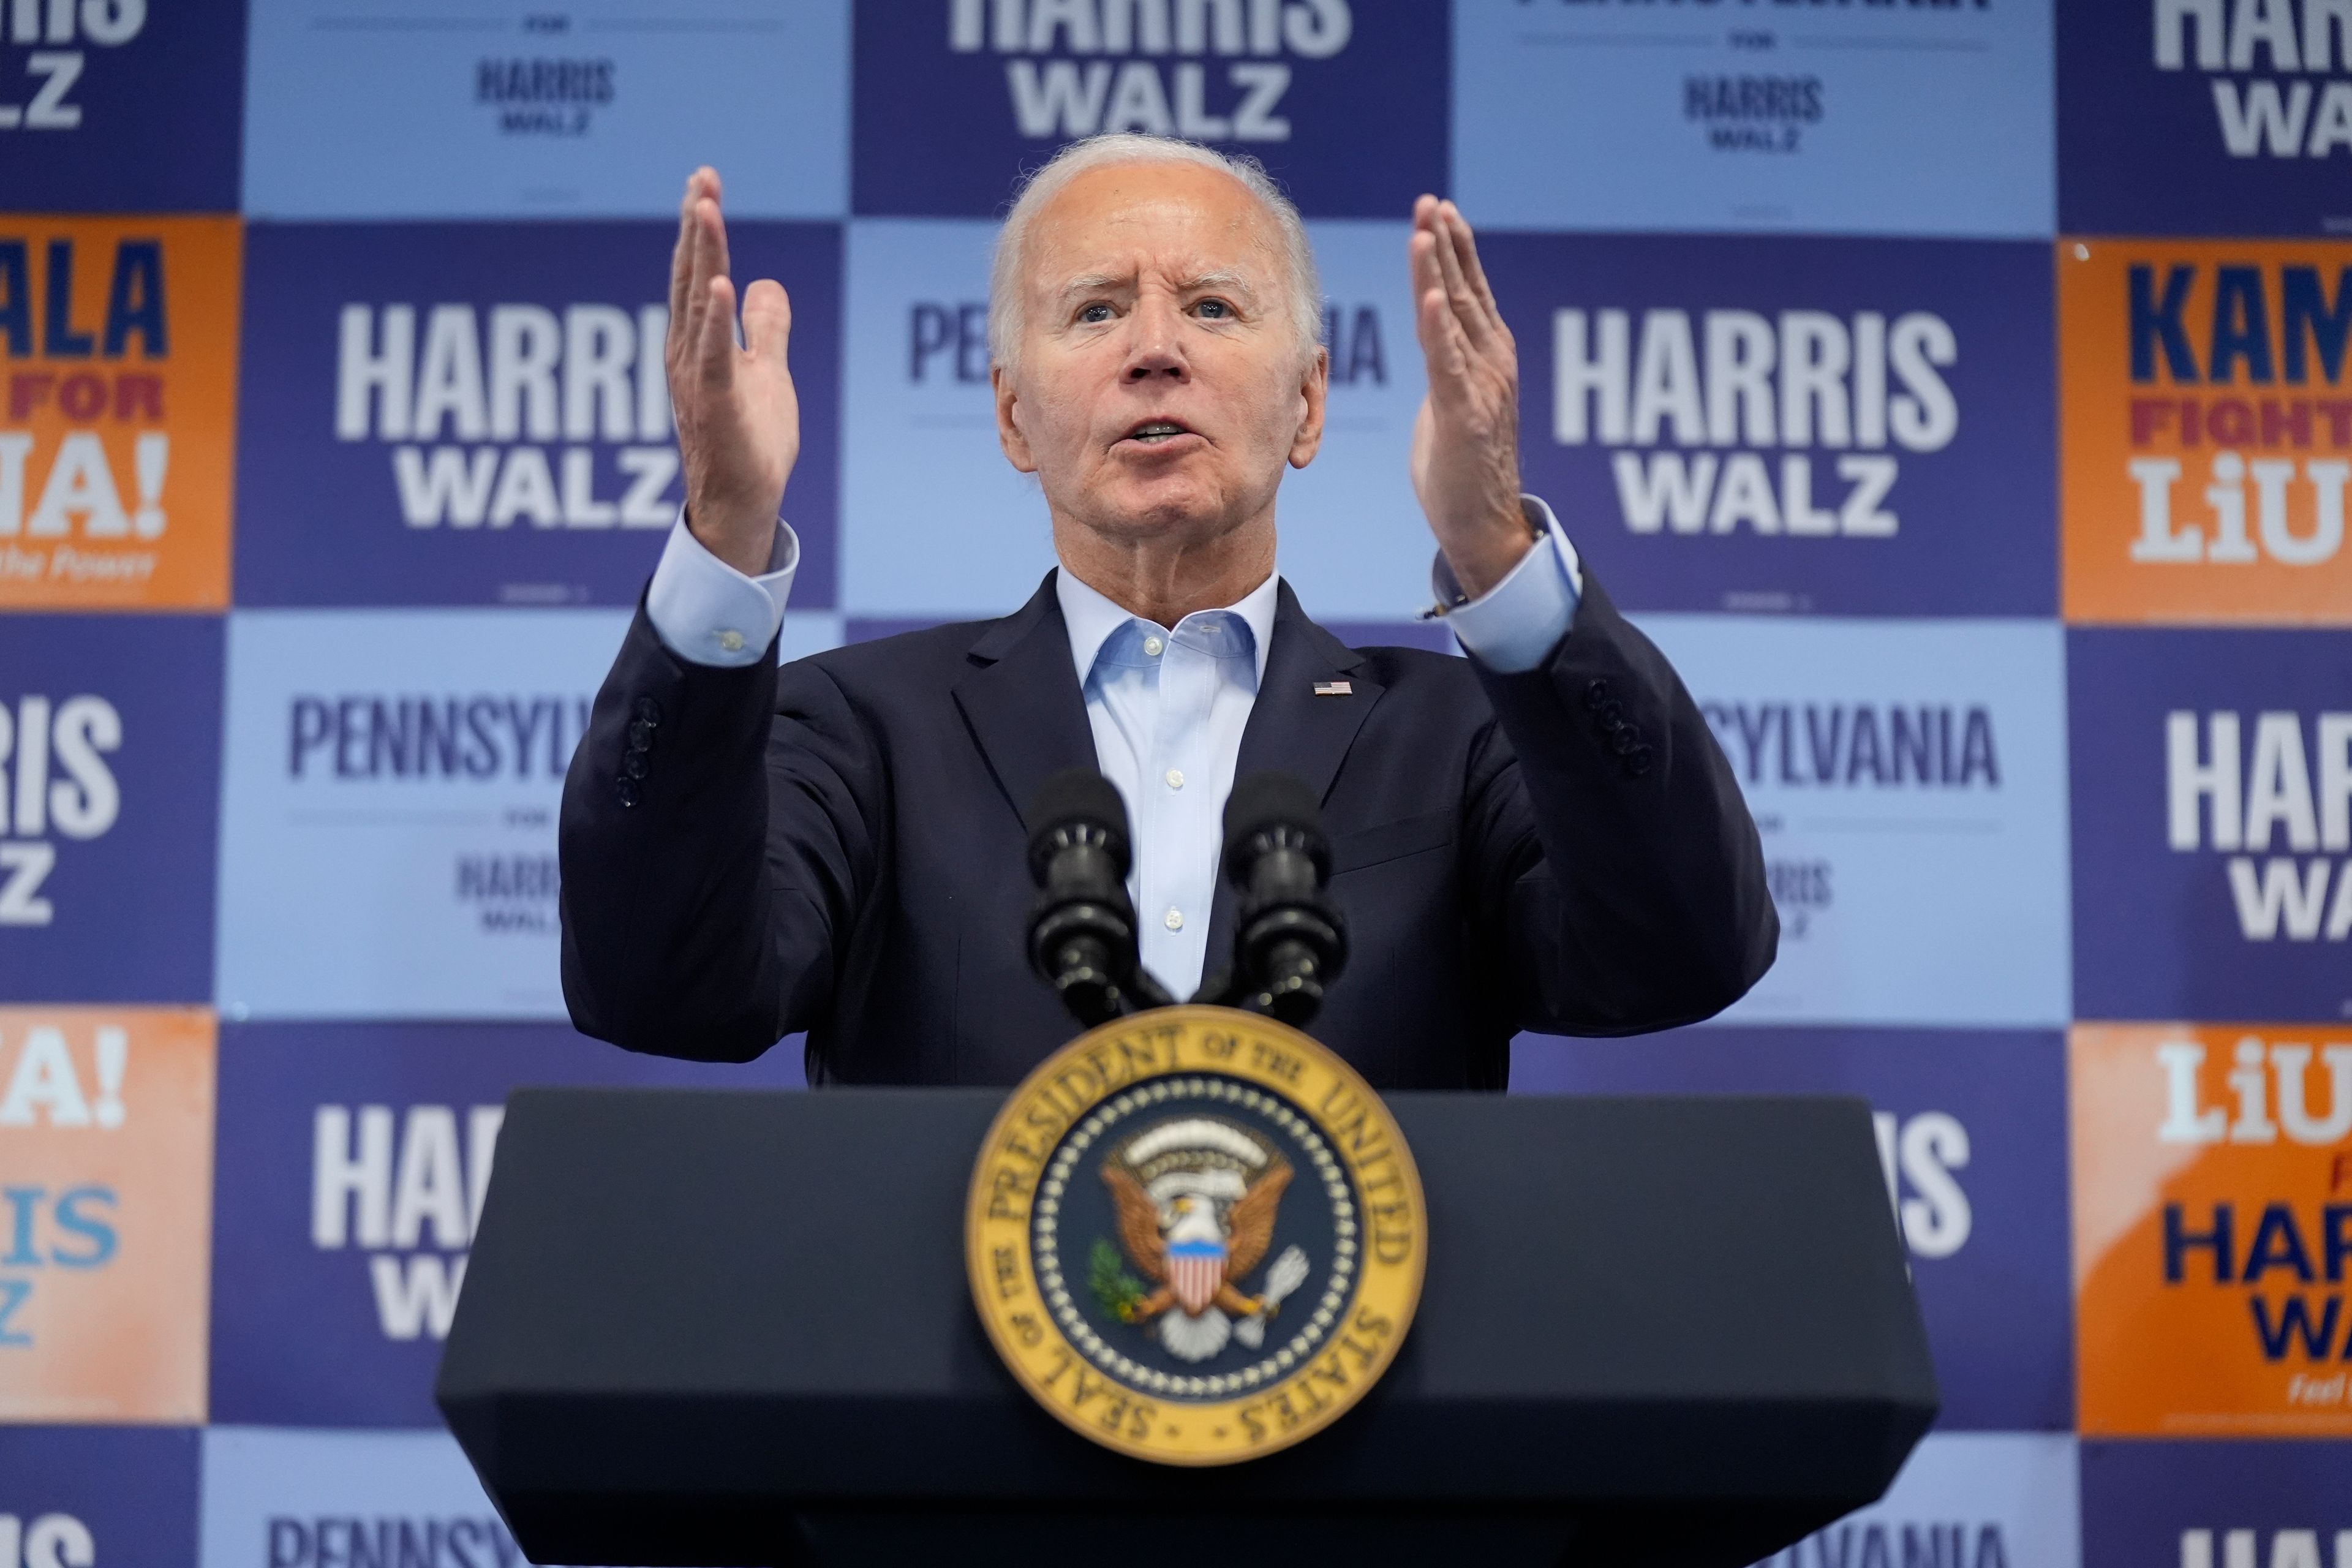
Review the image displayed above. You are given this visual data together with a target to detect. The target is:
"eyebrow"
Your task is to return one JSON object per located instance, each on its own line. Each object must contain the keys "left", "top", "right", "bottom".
{"left": 1054, "top": 268, "right": 1262, "bottom": 307}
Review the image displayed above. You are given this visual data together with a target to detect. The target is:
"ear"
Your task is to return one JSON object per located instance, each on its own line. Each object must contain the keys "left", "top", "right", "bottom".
{"left": 993, "top": 362, "right": 1038, "bottom": 473}
{"left": 1287, "top": 344, "right": 1329, "bottom": 469}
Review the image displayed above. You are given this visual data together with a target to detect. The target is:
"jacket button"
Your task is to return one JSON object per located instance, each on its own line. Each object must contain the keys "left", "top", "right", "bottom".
{"left": 628, "top": 718, "right": 657, "bottom": 750}
{"left": 616, "top": 776, "right": 642, "bottom": 808}
{"left": 1594, "top": 699, "right": 1624, "bottom": 733}
{"left": 1625, "top": 745, "right": 1654, "bottom": 778}
{"left": 621, "top": 750, "right": 650, "bottom": 780}
{"left": 1612, "top": 726, "right": 1642, "bottom": 756}
{"left": 1583, "top": 677, "right": 1613, "bottom": 712}
{"left": 633, "top": 696, "right": 662, "bottom": 725}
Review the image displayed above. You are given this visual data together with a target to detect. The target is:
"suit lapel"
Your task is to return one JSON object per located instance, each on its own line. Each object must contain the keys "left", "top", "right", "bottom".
{"left": 1204, "top": 584, "right": 1384, "bottom": 981}
{"left": 1235, "top": 582, "right": 1382, "bottom": 804}
{"left": 953, "top": 571, "right": 1098, "bottom": 829}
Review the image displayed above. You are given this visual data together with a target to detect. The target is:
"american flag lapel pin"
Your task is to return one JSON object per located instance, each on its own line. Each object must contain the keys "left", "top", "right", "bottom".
{"left": 1313, "top": 680, "right": 1352, "bottom": 696}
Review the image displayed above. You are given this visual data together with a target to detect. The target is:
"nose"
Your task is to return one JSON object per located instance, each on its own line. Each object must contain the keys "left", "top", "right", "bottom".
{"left": 1122, "top": 293, "right": 1189, "bottom": 384}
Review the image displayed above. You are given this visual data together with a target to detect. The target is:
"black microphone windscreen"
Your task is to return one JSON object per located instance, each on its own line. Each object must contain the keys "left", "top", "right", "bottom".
{"left": 1027, "top": 768, "right": 1131, "bottom": 856}
{"left": 1221, "top": 771, "right": 1324, "bottom": 847}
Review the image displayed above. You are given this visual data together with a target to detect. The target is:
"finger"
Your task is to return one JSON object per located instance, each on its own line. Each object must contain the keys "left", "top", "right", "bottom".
{"left": 742, "top": 277, "right": 793, "bottom": 369}
{"left": 698, "top": 274, "right": 737, "bottom": 392}
{"left": 1408, "top": 232, "right": 1446, "bottom": 358}
{"left": 1408, "top": 228, "right": 1447, "bottom": 345}
{"left": 696, "top": 195, "right": 733, "bottom": 297}
{"left": 1416, "top": 276, "right": 1471, "bottom": 404}
{"left": 684, "top": 196, "right": 736, "bottom": 371}
{"left": 1441, "top": 202, "right": 1506, "bottom": 336}
{"left": 668, "top": 171, "right": 710, "bottom": 349}
{"left": 679, "top": 198, "right": 717, "bottom": 364}
{"left": 1412, "top": 192, "right": 1440, "bottom": 233}
{"left": 1429, "top": 208, "right": 1496, "bottom": 353}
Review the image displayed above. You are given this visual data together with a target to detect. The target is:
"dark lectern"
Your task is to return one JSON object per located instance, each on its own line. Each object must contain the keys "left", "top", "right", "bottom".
{"left": 438, "top": 1089, "right": 1936, "bottom": 1568}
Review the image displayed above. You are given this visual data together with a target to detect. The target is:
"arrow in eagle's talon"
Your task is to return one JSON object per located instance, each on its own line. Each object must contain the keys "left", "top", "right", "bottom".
{"left": 1262, "top": 1245, "right": 1310, "bottom": 1310}
{"left": 1232, "top": 1247, "right": 1313, "bottom": 1350}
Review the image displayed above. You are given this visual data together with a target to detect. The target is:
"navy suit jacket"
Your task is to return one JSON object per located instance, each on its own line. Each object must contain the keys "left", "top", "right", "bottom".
{"left": 559, "top": 570, "right": 1775, "bottom": 1090}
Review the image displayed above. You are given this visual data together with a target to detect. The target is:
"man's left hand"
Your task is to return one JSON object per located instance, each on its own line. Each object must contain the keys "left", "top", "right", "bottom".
{"left": 1408, "top": 196, "right": 1532, "bottom": 600}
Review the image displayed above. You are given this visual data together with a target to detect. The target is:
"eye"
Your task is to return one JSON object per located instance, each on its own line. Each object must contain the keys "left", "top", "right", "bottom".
{"left": 1077, "top": 302, "right": 1114, "bottom": 324}
{"left": 1194, "top": 298, "right": 1232, "bottom": 320}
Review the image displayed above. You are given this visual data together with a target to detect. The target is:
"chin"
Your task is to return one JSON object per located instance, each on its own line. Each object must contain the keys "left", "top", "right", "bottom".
{"left": 1093, "top": 481, "right": 1232, "bottom": 540}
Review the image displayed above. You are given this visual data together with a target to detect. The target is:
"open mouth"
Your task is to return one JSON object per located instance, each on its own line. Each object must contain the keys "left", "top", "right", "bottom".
{"left": 1122, "top": 420, "right": 1197, "bottom": 447}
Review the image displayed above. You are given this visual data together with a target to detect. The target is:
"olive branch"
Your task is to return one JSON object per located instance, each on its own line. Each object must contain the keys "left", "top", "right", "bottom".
{"left": 1088, "top": 1237, "right": 1147, "bottom": 1323}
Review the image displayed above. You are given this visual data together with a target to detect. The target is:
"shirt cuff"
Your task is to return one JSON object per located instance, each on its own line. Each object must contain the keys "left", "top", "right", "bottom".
{"left": 644, "top": 509, "right": 799, "bottom": 668}
{"left": 1433, "top": 495, "right": 1583, "bottom": 675}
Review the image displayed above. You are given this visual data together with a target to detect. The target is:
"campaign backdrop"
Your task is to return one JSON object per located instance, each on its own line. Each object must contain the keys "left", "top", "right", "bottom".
{"left": 1458, "top": 0, "right": 2057, "bottom": 239}
{"left": 0, "top": 614, "right": 222, "bottom": 1001}
{"left": 4, "top": 0, "right": 2349, "bottom": 1558}
{"left": 0, "top": 1, "right": 246, "bottom": 213}
{"left": 0, "top": 217, "right": 242, "bottom": 611}
{"left": 2068, "top": 628, "right": 2352, "bottom": 1023}
{"left": 2073, "top": 1023, "right": 2352, "bottom": 1438}
{"left": 0, "top": 1008, "right": 214, "bottom": 1425}
{"left": 241, "top": 0, "right": 851, "bottom": 221}
{"left": 1483, "top": 233, "right": 2057, "bottom": 617}
{"left": 212, "top": 608, "right": 630, "bottom": 1020}
{"left": 1756, "top": 1433, "right": 2081, "bottom": 1568}
{"left": 2062, "top": 239, "right": 2352, "bottom": 625}
{"left": 0, "top": 1425, "right": 200, "bottom": 1568}
{"left": 233, "top": 219, "right": 842, "bottom": 611}
{"left": 2059, "top": 0, "right": 2352, "bottom": 237}
{"left": 1635, "top": 614, "right": 2072, "bottom": 1029}
{"left": 198, "top": 1427, "right": 520, "bottom": 1568}
{"left": 208, "top": 1022, "right": 802, "bottom": 1427}
{"left": 850, "top": 0, "right": 1447, "bottom": 217}
{"left": 2078, "top": 1439, "right": 2352, "bottom": 1568}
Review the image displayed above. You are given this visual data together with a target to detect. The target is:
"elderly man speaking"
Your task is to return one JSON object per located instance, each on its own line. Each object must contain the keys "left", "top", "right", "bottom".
{"left": 558, "top": 135, "right": 1775, "bottom": 1089}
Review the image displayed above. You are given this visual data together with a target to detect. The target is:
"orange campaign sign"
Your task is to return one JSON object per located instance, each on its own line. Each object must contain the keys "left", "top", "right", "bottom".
{"left": 0, "top": 217, "right": 240, "bottom": 610}
{"left": 2075, "top": 1023, "right": 2352, "bottom": 1437}
{"left": 2061, "top": 240, "right": 2352, "bottom": 625}
{"left": 0, "top": 1008, "right": 214, "bottom": 1423}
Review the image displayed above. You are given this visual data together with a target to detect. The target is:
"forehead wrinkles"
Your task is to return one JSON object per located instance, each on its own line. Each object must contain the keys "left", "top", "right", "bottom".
{"left": 1025, "top": 181, "right": 1284, "bottom": 307}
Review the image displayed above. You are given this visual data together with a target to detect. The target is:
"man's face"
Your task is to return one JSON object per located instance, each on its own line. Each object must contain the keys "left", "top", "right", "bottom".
{"left": 993, "top": 161, "right": 1327, "bottom": 552}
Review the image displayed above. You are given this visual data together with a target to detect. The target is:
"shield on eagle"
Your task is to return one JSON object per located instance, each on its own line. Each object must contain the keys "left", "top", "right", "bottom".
{"left": 1166, "top": 1232, "right": 1225, "bottom": 1316}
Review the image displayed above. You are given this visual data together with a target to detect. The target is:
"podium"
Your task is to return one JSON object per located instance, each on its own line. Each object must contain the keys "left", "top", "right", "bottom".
{"left": 437, "top": 1087, "right": 1936, "bottom": 1567}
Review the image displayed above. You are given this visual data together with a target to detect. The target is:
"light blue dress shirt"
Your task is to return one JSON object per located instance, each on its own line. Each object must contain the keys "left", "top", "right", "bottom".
{"left": 1055, "top": 565, "right": 1278, "bottom": 995}
{"left": 643, "top": 499, "right": 1585, "bottom": 998}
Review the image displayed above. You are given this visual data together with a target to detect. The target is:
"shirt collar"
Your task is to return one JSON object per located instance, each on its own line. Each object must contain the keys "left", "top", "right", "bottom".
{"left": 1055, "top": 565, "right": 1280, "bottom": 689}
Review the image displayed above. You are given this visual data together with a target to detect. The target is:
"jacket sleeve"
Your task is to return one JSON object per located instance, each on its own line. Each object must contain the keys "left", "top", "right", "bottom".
{"left": 1459, "top": 571, "right": 1777, "bottom": 1035}
{"left": 557, "top": 602, "right": 877, "bottom": 1061}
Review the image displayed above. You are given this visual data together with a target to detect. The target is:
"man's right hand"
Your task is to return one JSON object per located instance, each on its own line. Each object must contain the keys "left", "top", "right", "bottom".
{"left": 668, "top": 166, "right": 799, "bottom": 578}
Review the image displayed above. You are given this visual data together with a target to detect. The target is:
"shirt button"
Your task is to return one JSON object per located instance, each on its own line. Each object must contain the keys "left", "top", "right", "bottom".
{"left": 1163, "top": 908, "right": 1184, "bottom": 932}
{"left": 1142, "top": 635, "right": 1164, "bottom": 657}
{"left": 1164, "top": 768, "right": 1184, "bottom": 790}
{"left": 717, "top": 629, "right": 746, "bottom": 654}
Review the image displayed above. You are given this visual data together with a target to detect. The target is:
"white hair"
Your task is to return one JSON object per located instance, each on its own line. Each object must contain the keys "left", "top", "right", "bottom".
{"left": 987, "top": 134, "right": 1322, "bottom": 375}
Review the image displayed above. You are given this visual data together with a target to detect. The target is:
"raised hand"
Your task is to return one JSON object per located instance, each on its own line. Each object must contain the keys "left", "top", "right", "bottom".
{"left": 668, "top": 167, "right": 800, "bottom": 577}
{"left": 1408, "top": 195, "right": 1531, "bottom": 600}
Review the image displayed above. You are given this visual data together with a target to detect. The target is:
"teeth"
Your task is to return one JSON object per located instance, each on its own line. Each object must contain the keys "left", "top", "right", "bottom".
{"left": 1133, "top": 423, "right": 1183, "bottom": 439}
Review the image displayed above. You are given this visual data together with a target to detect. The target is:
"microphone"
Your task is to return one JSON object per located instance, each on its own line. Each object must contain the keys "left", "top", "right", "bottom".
{"left": 1025, "top": 769, "right": 1174, "bottom": 1028}
{"left": 1212, "top": 771, "right": 1349, "bottom": 1029}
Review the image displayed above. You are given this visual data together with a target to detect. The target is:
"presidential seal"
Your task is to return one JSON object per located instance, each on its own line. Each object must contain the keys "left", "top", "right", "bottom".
{"left": 965, "top": 1005, "right": 1424, "bottom": 1466}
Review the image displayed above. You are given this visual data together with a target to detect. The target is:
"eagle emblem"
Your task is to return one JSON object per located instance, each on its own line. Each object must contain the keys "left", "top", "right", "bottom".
{"left": 1095, "top": 1116, "right": 1311, "bottom": 1363}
